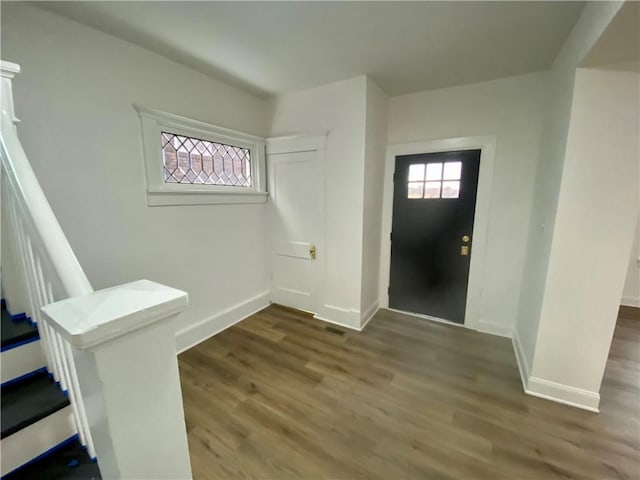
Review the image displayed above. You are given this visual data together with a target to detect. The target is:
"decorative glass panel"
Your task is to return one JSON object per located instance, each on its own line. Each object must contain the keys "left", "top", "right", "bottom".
{"left": 443, "top": 162, "right": 462, "bottom": 180}
{"left": 442, "top": 181, "right": 460, "bottom": 198}
{"left": 408, "top": 164, "right": 425, "bottom": 181}
{"left": 161, "top": 132, "right": 252, "bottom": 187}
{"left": 424, "top": 181, "right": 441, "bottom": 199}
{"left": 425, "top": 163, "right": 443, "bottom": 181}
{"left": 408, "top": 182, "right": 424, "bottom": 199}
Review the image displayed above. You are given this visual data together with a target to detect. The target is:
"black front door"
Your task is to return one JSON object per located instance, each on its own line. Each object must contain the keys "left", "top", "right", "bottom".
{"left": 389, "top": 149, "right": 481, "bottom": 324}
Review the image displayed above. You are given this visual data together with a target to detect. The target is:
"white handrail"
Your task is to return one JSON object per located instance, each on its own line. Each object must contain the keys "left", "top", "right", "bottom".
{"left": 1, "top": 62, "right": 92, "bottom": 298}
{"left": 1, "top": 59, "right": 194, "bottom": 479}
{"left": 0, "top": 60, "right": 95, "bottom": 458}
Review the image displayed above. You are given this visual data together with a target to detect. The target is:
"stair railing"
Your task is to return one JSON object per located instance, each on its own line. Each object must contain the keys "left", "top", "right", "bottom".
{"left": 1, "top": 61, "right": 96, "bottom": 458}
{"left": 1, "top": 60, "right": 192, "bottom": 479}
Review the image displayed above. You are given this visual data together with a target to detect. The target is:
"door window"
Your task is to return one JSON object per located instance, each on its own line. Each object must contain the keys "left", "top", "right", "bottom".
{"left": 406, "top": 161, "right": 462, "bottom": 199}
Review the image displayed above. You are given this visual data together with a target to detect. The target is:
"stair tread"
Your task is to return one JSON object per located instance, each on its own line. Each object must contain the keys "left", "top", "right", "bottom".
{"left": 1, "top": 371, "right": 70, "bottom": 438}
{"left": 3, "top": 438, "right": 101, "bottom": 480}
{"left": 1, "top": 305, "right": 38, "bottom": 349}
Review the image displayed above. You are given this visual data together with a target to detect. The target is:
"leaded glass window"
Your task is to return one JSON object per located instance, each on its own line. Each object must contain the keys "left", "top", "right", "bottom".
{"left": 161, "top": 132, "right": 252, "bottom": 187}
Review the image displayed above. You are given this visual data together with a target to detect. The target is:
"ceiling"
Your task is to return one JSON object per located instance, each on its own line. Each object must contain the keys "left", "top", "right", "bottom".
{"left": 582, "top": 1, "right": 640, "bottom": 72}
{"left": 35, "top": 1, "right": 585, "bottom": 98}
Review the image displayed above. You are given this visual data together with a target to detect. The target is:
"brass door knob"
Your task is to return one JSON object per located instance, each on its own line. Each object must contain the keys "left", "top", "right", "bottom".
{"left": 462, "top": 235, "right": 471, "bottom": 243}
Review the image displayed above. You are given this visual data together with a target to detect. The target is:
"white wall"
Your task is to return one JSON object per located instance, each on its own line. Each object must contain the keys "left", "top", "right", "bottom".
{"left": 515, "top": 1, "right": 624, "bottom": 372}
{"left": 529, "top": 68, "right": 639, "bottom": 403}
{"left": 360, "top": 78, "right": 388, "bottom": 324}
{"left": 387, "top": 72, "right": 546, "bottom": 335}
{"left": 269, "top": 76, "right": 367, "bottom": 328}
{"left": 514, "top": 64, "right": 577, "bottom": 371}
{"left": 621, "top": 219, "right": 640, "bottom": 307}
{"left": 1, "top": 3, "right": 272, "bottom": 350}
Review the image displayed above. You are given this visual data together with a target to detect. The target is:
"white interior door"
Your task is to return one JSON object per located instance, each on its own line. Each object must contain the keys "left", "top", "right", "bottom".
{"left": 267, "top": 136, "right": 324, "bottom": 313}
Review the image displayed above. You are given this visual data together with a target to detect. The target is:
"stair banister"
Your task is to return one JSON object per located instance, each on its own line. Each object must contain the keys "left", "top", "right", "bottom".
{"left": 1, "top": 60, "right": 193, "bottom": 479}
{"left": 1, "top": 59, "right": 97, "bottom": 458}
{"left": 1, "top": 61, "right": 92, "bottom": 298}
{"left": 42, "top": 280, "right": 193, "bottom": 480}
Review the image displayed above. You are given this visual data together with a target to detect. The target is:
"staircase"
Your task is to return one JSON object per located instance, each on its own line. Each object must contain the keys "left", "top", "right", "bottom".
{"left": 1, "top": 59, "right": 193, "bottom": 479}
{"left": 1, "top": 300, "right": 100, "bottom": 479}
{"left": 0, "top": 59, "right": 100, "bottom": 478}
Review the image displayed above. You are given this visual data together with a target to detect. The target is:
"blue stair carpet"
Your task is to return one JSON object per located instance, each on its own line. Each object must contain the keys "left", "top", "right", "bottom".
{"left": 2, "top": 436, "right": 100, "bottom": 480}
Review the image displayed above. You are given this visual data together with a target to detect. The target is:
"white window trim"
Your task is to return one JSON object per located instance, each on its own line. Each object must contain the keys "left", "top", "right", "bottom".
{"left": 133, "top": 104, "right": 267, "bottom": 206}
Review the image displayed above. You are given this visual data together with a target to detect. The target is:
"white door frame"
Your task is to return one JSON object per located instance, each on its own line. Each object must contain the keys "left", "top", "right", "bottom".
{"left": 266, "top": 133, "right": 327, "bottom": 314}
{"left": 379, "top": 135, "right": 497, "bottom": 330}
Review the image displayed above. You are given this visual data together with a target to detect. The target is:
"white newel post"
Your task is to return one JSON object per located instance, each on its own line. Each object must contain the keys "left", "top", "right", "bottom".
{"left": 41, "top": 280, "right": 193, "bottom": 480}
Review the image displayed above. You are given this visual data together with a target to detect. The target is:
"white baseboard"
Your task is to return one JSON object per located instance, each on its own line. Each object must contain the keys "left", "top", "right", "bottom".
{"left": 314, "top": 304, "right": 361, "bottom": 331}
{"left": 175, "top": 291, "right": 270, "bottom": 354}
{"left": 621, "top": 296, "right": 640, "bottom": 308}
{"left": 525, "top": 376, "right": 600, "bottom": 412}
{"left": 477, "top": 318, "right": 512, "bottom": 338}
{"left": 1, "top": 341, "right": 46, "bottom": 384}
{"left": 1, "top": 406, "right": 76, "bottom": 477}
{"left": 360, "top": 300, "right": 379, "bottom": 330}
{"left": 512, "top": 329, "right": 531, "bottom": 392}
{"left": 315, "top": 304, "right": 362, "bottom": 330}
{"left": 512, "top": 328, "right": 600, "bottom": 412}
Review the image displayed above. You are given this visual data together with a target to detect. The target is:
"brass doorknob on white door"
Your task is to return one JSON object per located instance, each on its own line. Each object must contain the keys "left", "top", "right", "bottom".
{"left": 309, "top": 245, "right": 317, "bottom": 260}
{"left": 462, "top": 235, "right": 471, "bottom": 242}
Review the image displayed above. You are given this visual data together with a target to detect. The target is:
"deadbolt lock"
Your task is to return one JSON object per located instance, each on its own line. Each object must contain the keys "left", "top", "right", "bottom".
{"left": 462, "top": 235, "right": 470, "bottom": 243}
{"left": 309, "top": 245, "right": 317, "bottom": 260}
{"left": 460, "top": 246, "right": 469, "bottom": 256}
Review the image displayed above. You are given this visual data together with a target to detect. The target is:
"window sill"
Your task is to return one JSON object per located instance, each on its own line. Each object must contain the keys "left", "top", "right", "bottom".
{"left": 146, "top": 189, "right": 268, "bottom": 206}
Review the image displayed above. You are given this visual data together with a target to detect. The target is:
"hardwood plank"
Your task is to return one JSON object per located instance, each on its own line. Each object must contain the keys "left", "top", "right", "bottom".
{"left": 179, "top": 305, "right": 640, "bottom": 479}
{"left": 618, "top": 305, "right": 640, "bottom": 321}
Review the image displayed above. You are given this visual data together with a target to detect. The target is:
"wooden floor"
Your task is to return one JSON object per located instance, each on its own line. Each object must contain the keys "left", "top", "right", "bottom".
{"left": 178, "top": 305, "right": 640, "bottom": 479}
